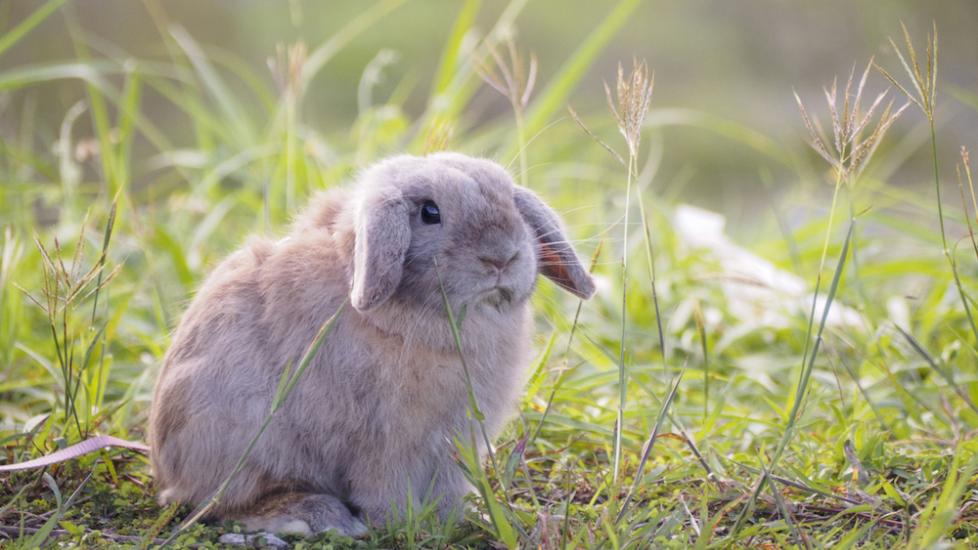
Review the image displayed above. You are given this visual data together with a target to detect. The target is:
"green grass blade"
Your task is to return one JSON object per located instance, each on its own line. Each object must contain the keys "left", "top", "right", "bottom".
{"left": 24, "top": 473, "right": 64, "bottom": 548}
{"left": 615, "top": 364, "right": 685, "bottom": 522}
{"left": 162, "top": 301, "right": 346, "bottom": 544}
{"left": 730, "top": 220, "right": 855, "bottom": 537}
{"left": 170, "top": 25, "right": 256, "bottom": 146}
{"left": 0, "top": 61, "right": 113, "bottom": 92}
{"left": 895, "top": 325, "right": 978, "bottom": 416}
{"left": 113, "top": 70, "right": 142, "bottom": 194}
{"left": 431, "top": 0, "right": 481, "bottom": 98}
{"left": 0, "top": 0, "right": 66, "bottom": 59}
{"left": 300, "top": 0, "right": 407, "bottom": 94}
{"left": 514, "top": 0, "right": 642, "bottom": 156}
{"left": 907, "top": 449, "right": 978, "bottom": 547}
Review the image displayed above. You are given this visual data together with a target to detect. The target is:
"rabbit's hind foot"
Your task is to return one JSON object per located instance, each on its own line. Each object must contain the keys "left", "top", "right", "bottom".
{"left": 234, "top": 492, "right": 368, "bottom": 539}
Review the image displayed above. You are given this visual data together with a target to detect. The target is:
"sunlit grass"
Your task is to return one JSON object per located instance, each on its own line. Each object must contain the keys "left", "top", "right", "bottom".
{"left": 1, "top": 2, "right": 977, "bottom": 549}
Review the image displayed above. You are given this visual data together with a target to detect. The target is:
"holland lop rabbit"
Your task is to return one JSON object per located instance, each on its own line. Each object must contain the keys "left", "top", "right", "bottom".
{"left": 149, "top": 153, "right": 595, "bottom": 537}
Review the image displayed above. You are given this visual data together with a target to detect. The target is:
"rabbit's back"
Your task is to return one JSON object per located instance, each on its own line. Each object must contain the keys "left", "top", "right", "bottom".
{"left": 150, "top": 237, "right": 286, "bottom": 509}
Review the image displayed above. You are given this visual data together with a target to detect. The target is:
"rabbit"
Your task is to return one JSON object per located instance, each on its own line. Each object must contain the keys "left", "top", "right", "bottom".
{"left": 148, "top": 152, "right": 595, "bottom": 538}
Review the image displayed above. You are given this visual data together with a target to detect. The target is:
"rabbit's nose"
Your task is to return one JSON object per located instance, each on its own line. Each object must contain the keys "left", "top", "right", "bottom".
{"left": 479, "top": 250, "right": 520, "bottom": 272}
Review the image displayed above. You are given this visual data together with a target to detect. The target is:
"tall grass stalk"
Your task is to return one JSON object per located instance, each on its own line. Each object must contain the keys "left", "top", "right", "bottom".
{"left": 732, "top": 60, "right": 906, "bottom": 538}
{"left": 896, "top": 325, "right": 978, "bottom": 416}
{"left": 793, "top": 61, "right": 905, "bottom": 362}
{"left": 0, "top": 0, "right": 66, "bottom": 59}
{"left": 296, "top": 0, "right": 407, "bottom": 98}
{"left": 637, "top": 195, "right": 666, "bottom": 369}
{"left": 731, "top": 221, "right": 855, "bottom": 536}
{"left": 878, "top": 23, "right": 978, "bottom": 342}
{"left": 434, "top": 261, "right": 495, "bottom": 461}
{"left": 793, "top": 59, "right": 905, "bottom": 374}
{"left": 86, "top": 197, "right": 117, "bottom": 418}
{"left": 605, "top": 59, "right": 654, "bottom": 485}
{"left": 958, "top": 147, "right": 978, "bottom": 261}
{"left": 693, "top": 304, "right": 709, "bottom": 419}
{"left": 475, "top": 35, "right": 537, "bottom": 187}
{"left": 269, "top": 42, "right": 307, "bottom": 216}
{"left": 413, "top": 0, "right": 529, "bottom": 147}
{"left": 434, "top": 261, "right": 526, "bottom": 546}
{"left": 24, "top": 205, "right": 121, "bottom": 438}
{"left": 0, "top": 228, "right": 25, "bottom": 370}
{"left": 516, "top": 0, "right": 641, "bottom": 158}
{"left": 612, "top": 147, "right": 632, "bottom": 487}
{"left": 614, "top": 365, "right": 684, "bottom": 523}
{"left": 528, "top": 241, "right": 602, "bottom": 447}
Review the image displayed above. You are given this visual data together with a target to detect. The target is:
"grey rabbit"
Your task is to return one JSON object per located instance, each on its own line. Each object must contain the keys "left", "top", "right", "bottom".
{"left": 148, "top": 153, "right": 595, "bottom": 537}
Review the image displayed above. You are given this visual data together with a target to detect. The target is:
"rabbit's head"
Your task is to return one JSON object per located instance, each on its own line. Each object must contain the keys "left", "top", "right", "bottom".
{"left": 348, "top": 153, "right": 594, "bottom": 315}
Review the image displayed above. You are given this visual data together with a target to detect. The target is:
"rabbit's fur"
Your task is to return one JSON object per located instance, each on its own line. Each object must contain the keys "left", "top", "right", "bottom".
{"left": 149, "top": 153, "right": 594, "bottom": 537}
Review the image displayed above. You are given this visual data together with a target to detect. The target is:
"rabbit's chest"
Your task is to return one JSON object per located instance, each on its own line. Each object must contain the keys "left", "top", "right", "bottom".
{"left": 369, "top": 348, "right": 515, "bottom": 437}
{"left": 389, "top": 350, "right": 477, "bottom": 423}
{"left": 334, "top": 307, "right": 532, "bottom": 448}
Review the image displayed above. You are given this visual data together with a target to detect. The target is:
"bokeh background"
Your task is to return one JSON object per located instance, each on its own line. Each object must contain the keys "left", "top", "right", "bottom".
{"left": 4, "top": 0, "right": 977, "bottom": 222}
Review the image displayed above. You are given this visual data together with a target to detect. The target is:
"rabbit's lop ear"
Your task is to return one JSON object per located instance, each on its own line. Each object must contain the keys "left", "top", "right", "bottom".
{"left": 351, "top": 190, "right": 411, "bottom": 312}
{"left": 513, "top": 187, "right": 596, "bottom": 300}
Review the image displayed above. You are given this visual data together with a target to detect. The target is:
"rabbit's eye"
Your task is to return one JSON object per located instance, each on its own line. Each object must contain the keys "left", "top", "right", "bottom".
{"left": 420, "top": 200, "right": 441, "bottom": 225}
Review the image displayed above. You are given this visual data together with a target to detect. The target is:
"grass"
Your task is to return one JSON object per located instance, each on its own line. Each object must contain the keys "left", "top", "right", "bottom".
{"left": 2, "top": 1, "right": 978, "bottom": 548}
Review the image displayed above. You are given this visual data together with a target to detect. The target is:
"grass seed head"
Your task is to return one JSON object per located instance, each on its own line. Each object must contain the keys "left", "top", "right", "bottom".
{"left": 960, "top": 146, "right": 977, "bottom": 225}
{"left": 605, "top": 58, "right": 654, "bottom": 157}
{"left": 268, "top": 42, "right": 307, "bottom": 96}
{"left": 794, "top": 58, "right": 908, "bottom": 183}
{"left": 475, "top": 35, "right": 538, "bottom": 114}
{"left": 423, "top": 117, "right": 455, "bottom": 154}
{"left": 875, "top": 21, "right": 938, "bottom": 119}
